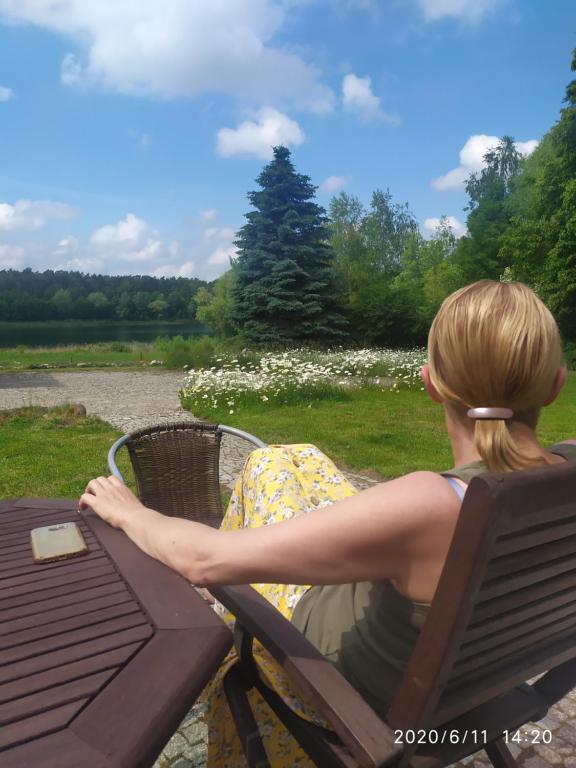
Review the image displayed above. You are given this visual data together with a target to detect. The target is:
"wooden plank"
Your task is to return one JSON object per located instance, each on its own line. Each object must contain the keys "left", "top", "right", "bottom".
{"left": 453, "top": 612, "right": 576, "bottom": 679}
{"left": 499, "top": 500, "right": 576, "bottom": 535}
{"left": 0, "top": 572, "right": 121, "bottom": 613}
{"left": 0, "top": 729, "right": 111, "bottom": 768}
{"left": 0, "top": 553, "right": 111, "bottom": 586}
{"left": 480, "top": 560, "right": 576, "bottom": 600}
{"left": 0, "top": 669, "right": 115, "bottom": 728}
{"left": 466, "top": 588, "right": 576, "bottom": 642}
{"left": 83, "top": 509, "right": 233, "bottom": 631}
{"left": 486, "top": 535, "right": 576, "bottom": 579}
{"left": 0, "top": 624, "right": 152, "bottom": 686}
{"left": 0, "top": 504, "right": 78, "bottom": 526}
{"left": 473, "top": 571, "right": 576, "bottom": 620}
{"left": 0, "top": 553, "right": 110, "bottom": 592}
{"left": 0, "top": 587, "right": 133, "bottom": 637}
{"left": 0, "top": 643, "right": 140, "bottom": 705}
{"left": 459, "top": 600, "right": 576, "bottom": 660}
{"left": 435, "top": 637, "right": 576, "bottom": 725}
{"left": 0, "top": 581, "right": 128, "bottom": 625}
{"left": 3, "top": 497, "right": 77, "bottom": 510}
{"left": 0, "top": 562, "right": 118, "bottom": 602}
{"left": 494, "top": 516, "right": 576, "bottom": 556}
{"left": 72, "top": 627, "right": 233, "bottom": 768}
{"left": 0, "top": 602, "right": 142, "bottom": 652}
{"left": 0, "top": 514, "right": 94, "bottom": 535}
{"left": 0, "top": 549, "right": 106, "bottom": 580}
{"left": 0, "top": 613, "right": 150, "bottom": 668}
{"left": 0, "top": 698, "right": 89, "bottom": 750}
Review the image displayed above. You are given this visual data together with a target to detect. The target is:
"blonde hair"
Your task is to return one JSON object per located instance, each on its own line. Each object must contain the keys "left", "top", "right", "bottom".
{"left": 428, "top": 280, "right": 562, "bottom": 473}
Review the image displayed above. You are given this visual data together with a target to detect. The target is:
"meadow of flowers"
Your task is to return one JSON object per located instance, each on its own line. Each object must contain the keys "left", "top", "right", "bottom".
{"left": 180, "top": 347, "right": 427, "bottom": 418}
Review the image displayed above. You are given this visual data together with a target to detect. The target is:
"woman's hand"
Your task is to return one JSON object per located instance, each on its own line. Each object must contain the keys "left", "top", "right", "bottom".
{"left": 79, "top": 475, "right": 147, "bottom": 529}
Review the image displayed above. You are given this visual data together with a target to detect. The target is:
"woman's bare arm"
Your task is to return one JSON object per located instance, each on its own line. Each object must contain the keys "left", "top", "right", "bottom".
{"left": 79, "top": 471, "right": 459, "bottom": 588}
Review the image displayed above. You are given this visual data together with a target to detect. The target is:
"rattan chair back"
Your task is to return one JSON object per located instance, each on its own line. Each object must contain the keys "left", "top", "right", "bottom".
{"left": 125, "top": 421, "right": 223, "bottom": 527}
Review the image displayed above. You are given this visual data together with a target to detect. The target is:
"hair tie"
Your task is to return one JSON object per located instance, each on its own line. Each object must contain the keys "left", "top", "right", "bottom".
{"left": 467, "top": 407, "right": 514, "bottom": 420}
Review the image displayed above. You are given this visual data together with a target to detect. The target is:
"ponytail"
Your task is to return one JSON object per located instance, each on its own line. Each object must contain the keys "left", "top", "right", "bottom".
{"left": 473, "top": 418, "right": 545, "bottom": 473}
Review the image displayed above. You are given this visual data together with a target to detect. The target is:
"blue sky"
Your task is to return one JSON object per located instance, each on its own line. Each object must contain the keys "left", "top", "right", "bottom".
{"left": 0, "top": 0, "right": 574, "bottom": 281}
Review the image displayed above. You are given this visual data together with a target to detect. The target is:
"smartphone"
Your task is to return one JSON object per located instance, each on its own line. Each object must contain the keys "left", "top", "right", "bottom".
{"left": 31, "top": 522, "right": 89, "bottom": 564}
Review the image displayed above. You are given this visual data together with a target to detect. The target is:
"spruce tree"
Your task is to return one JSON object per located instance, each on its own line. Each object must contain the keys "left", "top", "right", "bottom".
{"left": 232, "top": 146, "right": 348, "bottom": 344}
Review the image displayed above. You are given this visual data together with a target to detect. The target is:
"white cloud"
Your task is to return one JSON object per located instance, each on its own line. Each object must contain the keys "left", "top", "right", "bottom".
{"left": 204, "top": 227, "right": 236, "bottom": 242}
{"left": 90, "top": 213, "right": 148, "bottom": 247}
{"left": 201, "top": 209, "right": 217, "bottom": 222}
{"left": 416, "top": 0, "right": 504, "bottom": 23}
{"left": 432, "top": 134, "right": 539, "bottom": 191}
{"left": 342, "top": 73, "right": 398, "bottom": 124}
{"left": 152, "top": 260, "right": 196, "bottom": 278}
{"left": 57, "top": 256, "right": 104, "bottom": 273}
{"left": 216, "top": 107, "right": 306, "bottom": 159}
{"left": 0, "top": 244, "right": 25, "bottom": 268}
{"left": 208, "top": 245, "right": 238, "bottom": 267}
{"left": 90, "top": 213, "right": 170, "bottom": 263}
{"left": 52, "top": 236, "right": 80, "bottom": 257}
{"left": 0, "top": 0, "right": 334, "bottom": 113}
{"left": 203, "top": 225, "right": 238, "bottom": 269}
{"left": 319, "top": 175, "right": 349, "bottom": 194}
{"left": 0, "top": 84, "right": 14, "bottom": 101}
{"left": 424, "top": 216, "right": 467, "bottom": 237}
{"left": 0, "top": 199, "right": 77, "bottom": 231}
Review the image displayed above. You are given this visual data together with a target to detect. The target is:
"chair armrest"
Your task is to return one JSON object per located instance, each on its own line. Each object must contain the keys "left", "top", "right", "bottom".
{"left": 210, "top": 584, "right": 402, "bottom": 768}
{"left": 107, "top": 433, "right": 131, "bottom": 482}
{"left": 218, "top": 424, "right": 267, "bottom": 449}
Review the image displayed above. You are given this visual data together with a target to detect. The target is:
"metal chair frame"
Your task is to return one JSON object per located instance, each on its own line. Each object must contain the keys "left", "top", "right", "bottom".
{"left": 107, "top": 421, "right": 266, "bottom": 527}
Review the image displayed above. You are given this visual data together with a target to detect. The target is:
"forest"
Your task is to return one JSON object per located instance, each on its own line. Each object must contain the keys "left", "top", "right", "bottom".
{"left": 0, "top": 270, "right": 207, "bottom": 322}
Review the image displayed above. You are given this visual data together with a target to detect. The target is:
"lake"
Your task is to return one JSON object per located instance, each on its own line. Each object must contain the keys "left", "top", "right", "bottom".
{"left": 0, "top": 321, "right": 209, "bottom": 348}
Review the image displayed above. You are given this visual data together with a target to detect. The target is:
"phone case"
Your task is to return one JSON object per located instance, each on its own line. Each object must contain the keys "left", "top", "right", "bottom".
{"left": 31, "top": 522, "right": 89, "bottom": 563}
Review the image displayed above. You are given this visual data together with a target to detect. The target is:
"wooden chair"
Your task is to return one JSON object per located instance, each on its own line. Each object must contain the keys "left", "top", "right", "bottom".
{"left": 107, "top": 420, "right": 266, "bottom": 527}
{"left": 211, "top": 460, "right": 576, "bottom": 767}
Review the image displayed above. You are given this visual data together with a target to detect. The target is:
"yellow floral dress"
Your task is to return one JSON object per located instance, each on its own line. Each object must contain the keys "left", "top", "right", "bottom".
{"left": 204, "top": 444, "right": 358, "bottom": 768}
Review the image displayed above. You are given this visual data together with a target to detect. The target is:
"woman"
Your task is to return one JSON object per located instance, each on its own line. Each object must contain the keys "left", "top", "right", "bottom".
{"left": 80, "top": 280, "right": 576, "bottom": 766}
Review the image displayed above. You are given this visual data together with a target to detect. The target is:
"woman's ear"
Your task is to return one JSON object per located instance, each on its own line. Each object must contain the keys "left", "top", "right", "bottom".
{"left": 543, "top": 366, "right": 567, "bottom": 406}
{"left": 421, "top": 364, "right": 444, "bottom": 404}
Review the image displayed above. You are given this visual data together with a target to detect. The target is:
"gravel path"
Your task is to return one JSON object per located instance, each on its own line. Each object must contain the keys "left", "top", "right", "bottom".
{"left": 1, "top": 370, "right": 574, "bottom": 767}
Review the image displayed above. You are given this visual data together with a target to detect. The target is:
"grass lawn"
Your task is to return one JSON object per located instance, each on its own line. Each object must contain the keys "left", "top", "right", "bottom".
{"left": 188, "top": 373, "right": 576, "bottom": 479}
{"left": 0, "top": 406, "right": 134, "bottom": 498}
{"left": 0, "top": 343, "right": 158, "bottom": 371}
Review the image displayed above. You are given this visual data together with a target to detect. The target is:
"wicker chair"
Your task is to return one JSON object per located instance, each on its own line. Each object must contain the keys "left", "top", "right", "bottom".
{"left": 107, "top": 421, "right": 266, "bottom": 528}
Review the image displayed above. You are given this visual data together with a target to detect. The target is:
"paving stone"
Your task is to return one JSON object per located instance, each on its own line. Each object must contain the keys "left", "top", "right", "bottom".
{"left": 555, "top": 724, "right": 576, "bottom": 747}
{"left": 159, "top": 733, "right": 189, "bottom": 761}
{"left": 533, "top": 743, "right": 565, "bottom": 764}
{"left": 522, "top": 757, "right": 554, "bottom": 768}
{"left": 172, "top": 759, "right": 194, "bottom": 768}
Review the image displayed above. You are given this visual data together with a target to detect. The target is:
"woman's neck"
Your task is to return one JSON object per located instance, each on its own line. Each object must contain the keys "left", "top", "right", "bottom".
{"left": 445, "top": 407, "right": 557, "bottom": 468}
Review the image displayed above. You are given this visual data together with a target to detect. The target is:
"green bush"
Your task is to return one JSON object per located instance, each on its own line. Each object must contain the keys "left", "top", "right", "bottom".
{"left": 154, "top": 335, "right": 220, "bottom": 369}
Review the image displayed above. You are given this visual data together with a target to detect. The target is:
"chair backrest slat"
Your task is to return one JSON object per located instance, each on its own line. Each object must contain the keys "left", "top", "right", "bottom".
{"left": 125, "top": 421, "right": 224, "bottom": 527}
{"left": 387, "top": 461, "right": 576, "bottom": 734}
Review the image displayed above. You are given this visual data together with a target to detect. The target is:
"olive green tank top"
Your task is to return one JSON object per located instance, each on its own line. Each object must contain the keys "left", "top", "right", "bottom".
{"left": 291, "top": 442, "right": 576, "bottom": 718}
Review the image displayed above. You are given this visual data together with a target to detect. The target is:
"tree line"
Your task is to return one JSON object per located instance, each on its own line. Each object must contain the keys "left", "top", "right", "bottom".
{"left": 0, "top": 269, "right": 207, "bottom": 322}
{"left": 198, "top": 49, "right": 576, "bottom": 347}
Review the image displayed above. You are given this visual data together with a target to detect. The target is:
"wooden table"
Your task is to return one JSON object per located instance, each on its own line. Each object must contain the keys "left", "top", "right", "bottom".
{"left": 0, "top": 498, "right": 232, "bottom": 768}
